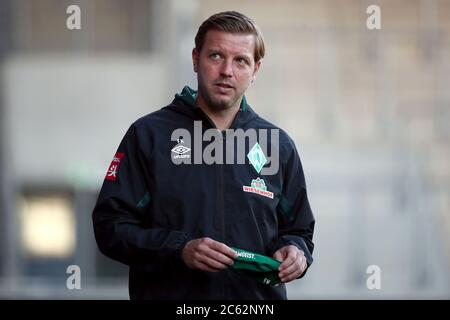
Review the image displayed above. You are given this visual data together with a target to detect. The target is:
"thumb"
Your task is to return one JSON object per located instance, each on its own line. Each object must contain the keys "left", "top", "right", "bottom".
{"left": 273, "top": 250, "right": 284, "bottom": 262}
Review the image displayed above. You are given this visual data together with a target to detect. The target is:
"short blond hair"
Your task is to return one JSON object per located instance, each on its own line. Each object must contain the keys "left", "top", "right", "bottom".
{"left": 195, "top": 11, "right": 265, "bottom": 63}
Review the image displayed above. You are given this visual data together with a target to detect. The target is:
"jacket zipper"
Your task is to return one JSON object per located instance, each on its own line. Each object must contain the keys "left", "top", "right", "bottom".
{"left": 219, "top": 130, "right": 225, "bottom": 244}
{"left": 198, "top": 107, "right": 246, "bottom": 298}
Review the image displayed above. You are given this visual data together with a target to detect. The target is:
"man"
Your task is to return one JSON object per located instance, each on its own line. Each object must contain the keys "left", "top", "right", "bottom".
{"left": 93, "top": 11, "right": 315, "bottom": 300}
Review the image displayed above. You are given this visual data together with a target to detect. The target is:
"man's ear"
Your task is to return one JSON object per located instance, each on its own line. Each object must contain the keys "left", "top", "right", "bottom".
{"left": 252, "top": 60, "right": 262, "bottom": 83}
{"left": 192, "top": 48, "right": 199, "bottom": 73}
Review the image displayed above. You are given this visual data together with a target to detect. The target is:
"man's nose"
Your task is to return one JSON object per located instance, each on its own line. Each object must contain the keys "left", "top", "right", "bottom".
{"left": 220, "top": 59, "right": 233, "bottom": 78}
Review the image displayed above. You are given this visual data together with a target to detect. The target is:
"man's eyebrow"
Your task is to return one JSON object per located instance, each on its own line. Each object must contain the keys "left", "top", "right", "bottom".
{"left": 205, "top": 48, "right": 223, "bottom": 53}
{"left": 205, "top": 48, "right": 252, "bottom": 59}
{"left": 205, "top": 47, "right": 250, "bottom": 55}
{"left": 236, "top": 54, "right": 251, "bottom": 60}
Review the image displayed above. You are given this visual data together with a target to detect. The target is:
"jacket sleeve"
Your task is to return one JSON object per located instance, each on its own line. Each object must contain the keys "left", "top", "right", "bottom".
{"left": 92, "top": 123, "right": 192, "bottom": 267}
{"left": 270, "top": 137, "right": 315, "bottom": 278}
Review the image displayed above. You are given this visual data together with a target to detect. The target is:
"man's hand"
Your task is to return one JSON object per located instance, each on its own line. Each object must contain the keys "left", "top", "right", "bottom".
{"left": 273, "top": 245, "right": 307, "bottom": 283}
{"left": 181, "top": 237, "right": 237, "bottom": 272}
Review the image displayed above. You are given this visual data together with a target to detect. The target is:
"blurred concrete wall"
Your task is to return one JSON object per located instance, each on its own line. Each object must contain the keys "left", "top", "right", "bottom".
{"left": 0, "top": 0, "right": 449, "bottom": 299}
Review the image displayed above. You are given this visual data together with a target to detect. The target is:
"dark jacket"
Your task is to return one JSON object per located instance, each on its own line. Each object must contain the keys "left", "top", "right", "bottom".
{"left": 92, "top": 86, "right": 315, "bottom": 299}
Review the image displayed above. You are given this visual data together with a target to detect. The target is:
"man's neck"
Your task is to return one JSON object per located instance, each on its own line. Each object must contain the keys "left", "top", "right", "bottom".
{"left": 196, "top": 95, "right": 241, "bottom": 130}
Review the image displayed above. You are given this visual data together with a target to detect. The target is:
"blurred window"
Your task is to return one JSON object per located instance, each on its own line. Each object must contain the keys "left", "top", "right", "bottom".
{"left": 19, "top": 190, "right": 75, "bottom": 277}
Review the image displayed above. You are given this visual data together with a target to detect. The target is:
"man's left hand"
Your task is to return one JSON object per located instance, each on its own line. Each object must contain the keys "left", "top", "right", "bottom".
{"left": 273, "top": 245, "right": 307, "bottom": 283}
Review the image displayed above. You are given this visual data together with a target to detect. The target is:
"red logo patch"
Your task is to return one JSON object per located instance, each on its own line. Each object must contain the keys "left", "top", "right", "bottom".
{"left": 105, "top": 152, "right": 125, "bottom": 181}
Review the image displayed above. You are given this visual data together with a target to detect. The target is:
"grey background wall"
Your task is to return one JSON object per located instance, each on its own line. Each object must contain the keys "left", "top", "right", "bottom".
{"left": 0, "top": 0, "right": 449, "bottom": 299}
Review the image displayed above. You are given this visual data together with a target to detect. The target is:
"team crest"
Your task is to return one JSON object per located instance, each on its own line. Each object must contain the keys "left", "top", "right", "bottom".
{"left": 243, "top": 177, "right": 274, "bottom": 199}
{"left": 247, "top": 142, "right": 267, "bottom": 174}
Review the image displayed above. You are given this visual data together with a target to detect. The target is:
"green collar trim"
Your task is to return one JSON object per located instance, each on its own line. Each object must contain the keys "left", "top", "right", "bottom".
{"left": 175, "top": 85, "right": 248, "bottom": 112}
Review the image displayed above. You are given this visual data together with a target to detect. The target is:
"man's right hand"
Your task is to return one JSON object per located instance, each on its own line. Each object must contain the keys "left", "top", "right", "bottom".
{"left": 181, "top": 237, "right": 237, "bottom": 272}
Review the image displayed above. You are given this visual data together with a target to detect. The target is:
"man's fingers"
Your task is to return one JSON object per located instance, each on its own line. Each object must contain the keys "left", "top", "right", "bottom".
{"left": 200, "top": 239, "right": 235, "bottom": 265}
{"left": 279, "top": 264, "right": 301, "bottom": 282}
{"left": 279, "top": 260, "right": 299, "bottom": 277}
{"left": 273, "top": 251, "right": 283, "bottom": 262}
{"left": 209, "top": 240, "right": 237, "bottom": 259}
{"left": 205, "top": 248, "right": 235, "bottom": 266}
{"left": 196, "top": 261, "right": 220, "bottom": 273}
{"left": 199, "top": 254, "right": 230, "bottom": 270}
{"left": 271, "top": 246, "right": 308, "bottom": 282}
{"left": 197, "top": 242, "right": 234, "bottom": 269}
{"left": 280, "top": 271, "right": 301, "bottom": 283}
{"left": 279, "top": 254, "right": 307, "bottom": 282}
{"left": 182, "top": 238, "right": 238, "bottom": 272}
{"left": 279, "top": 252, "right": 297, "bottom": 271}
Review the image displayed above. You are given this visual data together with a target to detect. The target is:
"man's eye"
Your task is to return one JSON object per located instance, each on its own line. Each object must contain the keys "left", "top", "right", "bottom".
{"left": 237, "top": 58, "right": 248, "bottom": 65}
{"left": 210, "top": 53, "right": 221, "bottom": 60}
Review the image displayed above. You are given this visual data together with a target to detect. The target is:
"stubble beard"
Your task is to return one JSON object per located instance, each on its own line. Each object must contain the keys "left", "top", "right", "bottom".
{"left": 197, "top": 81, "right": 242, "bottom": 112}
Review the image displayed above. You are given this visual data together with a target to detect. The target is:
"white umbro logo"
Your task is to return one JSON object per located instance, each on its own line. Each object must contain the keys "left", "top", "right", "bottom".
{"left": 171, "top": 145, "right": 191, "bottom": 155}
{"left": 171, "top": 138, "right": 191, "bottom": 161}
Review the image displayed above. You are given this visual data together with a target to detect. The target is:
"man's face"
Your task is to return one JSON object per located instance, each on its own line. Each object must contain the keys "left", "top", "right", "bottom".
{"left": 193, "top": 30, "right": 261, "bottom": 111}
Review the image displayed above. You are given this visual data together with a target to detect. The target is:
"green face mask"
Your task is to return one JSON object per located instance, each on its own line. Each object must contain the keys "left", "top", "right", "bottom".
{"left": 230, "top": 248, "right": 282, "bottom": 286}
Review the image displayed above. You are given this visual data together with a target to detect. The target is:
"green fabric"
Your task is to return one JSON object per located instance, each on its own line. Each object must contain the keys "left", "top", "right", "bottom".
{"left": 278, "top": 194, "right": 293, "bottom": 219}
{"left": 175, "top": 85, "right": 249, "bottom": 112}
{"left": 230, "top": 248, "right": 281, "bottom": 286}
{"left": 174, "top": 86, "right": 198, "bottom": 108}
{"left": 137, "top": 192, "right": 151, "bottom": 208}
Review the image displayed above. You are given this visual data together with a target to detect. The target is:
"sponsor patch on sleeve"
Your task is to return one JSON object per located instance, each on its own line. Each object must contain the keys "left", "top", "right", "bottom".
{"left": 105, "top": 152, "right": 125, "bottom": 181}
